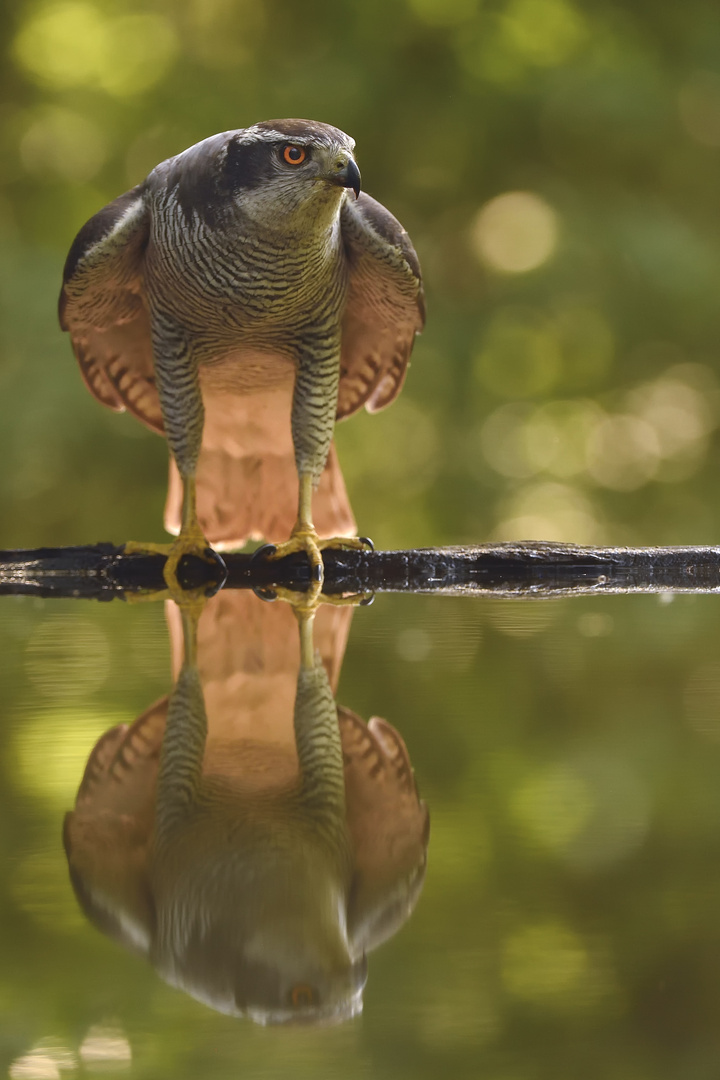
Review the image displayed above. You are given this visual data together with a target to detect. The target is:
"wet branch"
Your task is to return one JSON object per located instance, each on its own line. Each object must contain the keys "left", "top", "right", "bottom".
{"left": 1, "top": 541, "right": 720, "bottom": 600}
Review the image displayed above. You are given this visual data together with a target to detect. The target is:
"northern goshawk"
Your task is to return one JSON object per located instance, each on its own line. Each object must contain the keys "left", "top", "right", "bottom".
{"left": 59, "top": 119, "right": 425, "bottom": 594}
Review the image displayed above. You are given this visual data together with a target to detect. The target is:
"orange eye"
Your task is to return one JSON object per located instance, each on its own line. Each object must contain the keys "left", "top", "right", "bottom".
{"left": 283, "top": 145, "right": 306, "bottom": 165}
{"left": 289, "top": 984, "right": 316, "bottom": 1007}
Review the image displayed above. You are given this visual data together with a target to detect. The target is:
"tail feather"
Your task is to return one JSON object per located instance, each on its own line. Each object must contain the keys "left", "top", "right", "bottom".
{"left": 164, "top": 386, "right": 356, "bottom": 548}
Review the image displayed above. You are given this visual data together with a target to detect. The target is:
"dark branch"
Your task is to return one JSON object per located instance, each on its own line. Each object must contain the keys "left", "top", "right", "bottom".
{"left": 1, "top": 541, "right": 720, "bottom": 600}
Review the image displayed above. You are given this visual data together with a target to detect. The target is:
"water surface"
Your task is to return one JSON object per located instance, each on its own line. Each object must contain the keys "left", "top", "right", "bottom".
{"left": 3, "top": 588, "right": 719, "bottom": 1078}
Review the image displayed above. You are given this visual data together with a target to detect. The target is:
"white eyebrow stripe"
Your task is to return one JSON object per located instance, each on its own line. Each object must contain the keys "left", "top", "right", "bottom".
{"left": 233, "top": 125, "right": 354, "bottom": 151}
{"left": 238, "top": 126, "right": 314, "bottom": 143}
{"left": 239, "top": 125, "right": 286, "bottom": 141}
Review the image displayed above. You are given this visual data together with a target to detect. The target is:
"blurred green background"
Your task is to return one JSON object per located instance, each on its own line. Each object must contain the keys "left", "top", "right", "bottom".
{"left": 3, "top": 0, "right": 720, "bottom": 550}
{"left": 5, "top": 2, "right": 720, "bottom": 1079}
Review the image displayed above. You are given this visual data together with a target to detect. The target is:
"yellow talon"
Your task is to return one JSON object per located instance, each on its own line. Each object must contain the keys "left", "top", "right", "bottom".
{"left": 267, "top": 529, "right": 372, "bottom": 572}
{"left": 123, "top": 475, "right": 226, "bottom": 610}
{"left": 254, "top": 524, "right": 373, "bottom": 616}
{"left": 255, "top": 584, "right": 373, "bottom": 619}
{"left": 318, "top": 535, "right": 374, "bottom": 553}
{"left": 268, "top": 525, "right": 324, "bottom": 576}
{"left": 258, "top": 475, "right": 373, "bottom": 610}
{"left": 123, "top": 526, "right": 226, "bottom": 612}
{"left": 162, "top": 521, "right": 210, "bottom": 591}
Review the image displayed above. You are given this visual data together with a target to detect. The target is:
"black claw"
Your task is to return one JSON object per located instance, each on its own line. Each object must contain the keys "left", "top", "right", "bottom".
{"left": 203, "top": 548, "right": 228, "bottom": 598}
{"left": 359, "top": 591, "right": 375, "bottom": 606}
{"left": 252, "top": 585, "right": 278, "bottom": 603}
{"left": 250, "top": 543, "right": 277, "bottom": 562}
{"left": 359, "top": 536, "right": 374, "bottom": 551}
{"left": 250, "top": 545, "right": 280, "bottom": 594}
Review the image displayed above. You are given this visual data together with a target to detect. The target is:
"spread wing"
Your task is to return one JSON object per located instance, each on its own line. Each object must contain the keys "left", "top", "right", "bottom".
{"left": 340, "top": 706, "right": 429, "bottom": 955}
{"left": 337, "top": 192, "right": 425, "bottom": 420}
{"left": 59, "top": 185, "right": 164, "bottom": 434}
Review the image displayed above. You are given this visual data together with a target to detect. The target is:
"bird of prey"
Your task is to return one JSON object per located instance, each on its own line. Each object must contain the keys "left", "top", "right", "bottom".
{"left": 59, "top": 119, "right": 425, "bottom": 594}
{"left": 64, "top": 591, "right": 429, "bottom": 1023}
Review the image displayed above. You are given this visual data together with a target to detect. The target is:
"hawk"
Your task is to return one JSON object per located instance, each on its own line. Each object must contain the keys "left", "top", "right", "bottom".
{"left": 59, "top": 119, "right": 425, "bottom": 592}
{"left": 64, "top": 591, "right": 429, "bottom": 1023}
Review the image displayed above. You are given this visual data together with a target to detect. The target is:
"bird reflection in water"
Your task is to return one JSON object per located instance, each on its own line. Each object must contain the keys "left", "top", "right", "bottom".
{"left": 63, "top": 593, "right": 429, "bottom": 1024}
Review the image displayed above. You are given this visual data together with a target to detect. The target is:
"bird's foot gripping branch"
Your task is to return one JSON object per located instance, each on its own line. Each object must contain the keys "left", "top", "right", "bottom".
{"left": 5, "top": 542, "right": 720, "bottom": 602}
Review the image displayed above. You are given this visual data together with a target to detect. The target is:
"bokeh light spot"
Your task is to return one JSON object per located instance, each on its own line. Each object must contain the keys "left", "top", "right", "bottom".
{"left": 502, "top": 923, "right": 589, "bottom": 1003}
{"left": 494, "top": 481, "right": 602, "bottom": 544}
{"left": 456, "top": 0, "right": 586, "bottom": 83}
{"left": 480, "top": 398, "right": 606, "bottom": 483}
{"left": 513, "top": 755, "right": 650, "bottom": 871}
{"left": 499, "top": 0, "right": 587, "bottom": 67}
{"left": 8, "top": 1044, "right": 76, "bottom": 1080}
{"left": 471, "top": 192, "right": 558, "bottom": 274}
{"left": 185, "top": 0, "right": 266, "bottom": 68}
{"left": 12, "top": 707, "right": 131, "bottom": 808}
{"left": 79, "top": 1026, "right": 132, "bottom": 1068}
{"left": 20, "top": 107, "right": 107, "bottom": 183}
{"left": 624, "top": 370, "right": 718, "bottom": 478}
{"left": 523, "top": 399, "right": 605, "bottom": 478}
{"left": 9, "top": 1055, "right": 60, "bottom": 1080}
{"left": 511, "top": 766, "right": 593, "bottom": 851}
{"left": 586, "top": 415, "right": 661, "bottom": 491}
{"left": 13, "top": 3, "right": 177, "bottom": 96}
{"left": 14, "top": 2, "right": 107, "bottom": 88}
{"left": 396, "top": 627, "right": 432, "bottom": 661}
{"left": 99, "top": 15, "right": 178, "bottom": 97}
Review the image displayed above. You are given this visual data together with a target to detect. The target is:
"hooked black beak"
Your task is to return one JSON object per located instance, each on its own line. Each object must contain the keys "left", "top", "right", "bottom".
{"left": 333, "top": 158, "right": 361, "bottom": 199}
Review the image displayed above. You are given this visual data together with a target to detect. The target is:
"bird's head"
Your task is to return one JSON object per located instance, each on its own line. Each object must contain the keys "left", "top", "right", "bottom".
{"left": 147, "top": 826, "right": 365, "bottom": 1024}
{"left": 164, "top": 119, "right": 361, "bottom": 232}
{"left": 225, "top": 119, "right": 360, "bottom": 227}
{"left": 159, "top": 900, "right": 369, "bottom": 1026}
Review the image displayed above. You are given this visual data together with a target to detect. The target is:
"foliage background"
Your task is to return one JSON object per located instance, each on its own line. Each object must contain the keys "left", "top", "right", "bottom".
{"left": 3, "top": 0, "right": 720, "bottom": 550}
{"left": 3, "top": 1, "right": 720, "bottom": 1078}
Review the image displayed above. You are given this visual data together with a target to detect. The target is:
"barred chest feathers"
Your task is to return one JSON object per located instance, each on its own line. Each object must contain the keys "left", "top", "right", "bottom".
{"left": 144, "top": 148, "right": 350, "bottom": 355}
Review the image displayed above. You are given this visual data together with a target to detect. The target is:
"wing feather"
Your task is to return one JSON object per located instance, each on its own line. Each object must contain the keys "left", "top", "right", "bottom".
{"left": 59, "top": 185, "right": 164, "bottom": 434}
{"left": 337, "top": 192, "right": 424, "bottom": 421}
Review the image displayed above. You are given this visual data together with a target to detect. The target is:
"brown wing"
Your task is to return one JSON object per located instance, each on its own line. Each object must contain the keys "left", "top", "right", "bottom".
{"left": 59, "top": 185, "right": 164, "bottom": 434}
{"left": 337, "top": 192, "right": 425, "bottom": 420}
{"left": 339, "top": 706, "right": 429, "bottom": 954}
{"left": 63, "top": 699, "right": 166, "bottom": 954}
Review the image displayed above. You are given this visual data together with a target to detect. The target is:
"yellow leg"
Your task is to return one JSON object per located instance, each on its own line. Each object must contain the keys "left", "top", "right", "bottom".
{"left": 266, "top": 474, "right": 323, "bottom": 578}
{"left": 253, "top": 475, "right": 374, "bottom": 613}
{"left": 296, "top": 601, "right": 316, "bottom": 671}
{"left": 123, "top": 474, "right": 226, "bottom": 611}
{"left": 179, "top": 599, "right": 200, "bottom": 667}
{"left": 264, "top": 474, "right": 373, "bottom": 606}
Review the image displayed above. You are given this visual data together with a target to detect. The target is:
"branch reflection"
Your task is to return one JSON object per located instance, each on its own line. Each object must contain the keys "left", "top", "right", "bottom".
{"left": 63, "top": 593, "right": 429, "bottom": 1024}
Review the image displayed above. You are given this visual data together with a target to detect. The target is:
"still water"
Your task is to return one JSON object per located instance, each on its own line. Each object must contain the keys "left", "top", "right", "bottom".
{"left": 2, "top": 584, "right": 720, "bottom": 1078}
